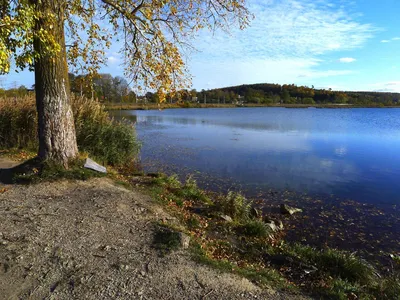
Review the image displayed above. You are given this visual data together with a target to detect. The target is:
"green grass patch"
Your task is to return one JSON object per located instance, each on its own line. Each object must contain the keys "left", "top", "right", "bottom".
{"left": 176, "top": 175, "right": 213, "bottom": 204}
{"left": 12, "top": 158, "right": 106, "bottom": 183}
{"left": 284, "top": 244, "right": 377, "bottom": 284}
{"left": 236, "top": 220, "right": 270, "bottom": 237}
{"left": 191, "top": 242, "right": 292, "bottom": 290}
{"left": 216, "top": 191, "right": 251, "bottom": 222}
{"left": 152, "top": 225, "right": 182, "bottom": 255}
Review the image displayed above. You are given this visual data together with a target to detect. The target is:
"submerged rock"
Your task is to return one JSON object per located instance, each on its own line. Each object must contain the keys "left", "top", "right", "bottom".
{"left": 265, "top": 221, "right": 279, "bottom": 232}
{"left": 280, "top": 204, "right": 302, "bottom": 215}
{"left": 263, "top": 219, "right": 284, "bottom": 232}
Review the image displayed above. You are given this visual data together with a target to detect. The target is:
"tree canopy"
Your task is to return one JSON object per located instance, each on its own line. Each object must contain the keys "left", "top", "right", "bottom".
{"left": 0, "top": 0, "right": 251, "bottom": 99}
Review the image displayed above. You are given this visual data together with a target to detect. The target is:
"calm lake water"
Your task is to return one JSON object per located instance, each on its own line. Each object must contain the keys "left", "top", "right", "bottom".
{"left": 118, "top": 107, "right": 400, "bottom": 206}
{"left": 114, "top": 107, "right": 400, "bottom": 256}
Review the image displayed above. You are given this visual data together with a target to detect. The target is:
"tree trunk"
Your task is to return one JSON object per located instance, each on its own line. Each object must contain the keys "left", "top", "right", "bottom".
{"left": 33, "top": 0, "right": 78, "bottom": 167}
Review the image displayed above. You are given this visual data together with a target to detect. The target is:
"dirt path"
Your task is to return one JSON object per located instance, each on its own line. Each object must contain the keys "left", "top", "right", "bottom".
{"left": 0, "top": 178, "right": 309, "bottom": 300}
{"left": 0, "top": 157, "right": 19, "bottom": 169}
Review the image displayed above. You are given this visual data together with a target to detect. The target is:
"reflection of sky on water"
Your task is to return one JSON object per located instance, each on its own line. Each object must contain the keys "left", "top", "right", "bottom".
{"left": 115, "top": 108, "right": 400, "bottom": 205}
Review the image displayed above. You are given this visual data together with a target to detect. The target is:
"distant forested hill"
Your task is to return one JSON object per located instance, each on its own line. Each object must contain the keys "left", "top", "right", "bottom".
{"left": 3, "top": 75, "right": 398, "bottom": 106}
{"left": 203, "top": 83, "right": 400, "bottom": 106}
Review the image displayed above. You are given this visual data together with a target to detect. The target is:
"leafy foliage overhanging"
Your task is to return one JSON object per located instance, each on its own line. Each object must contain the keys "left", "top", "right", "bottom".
{"left": 0, "top": 0, "right": 251, "bottom": 100}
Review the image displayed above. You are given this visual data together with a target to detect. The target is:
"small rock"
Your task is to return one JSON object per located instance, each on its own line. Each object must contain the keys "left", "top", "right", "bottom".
{"left": 84, "top": 158, "right": 107, "bottom": 173}
{"left": 303, "top": 265, "right": 318, "bottom": 274}
{"left": 263, "top": 217, "right": 284, "bottom": 231}
{"left": 265, "top": 221, "right": 279, "bottom": 232}
{"left": 179, "top": 233, "right": 190, "bottom": 249}
{"left": 220, "top": 215, "right": 233, "bottom": 222}
{"left": 280, "top": 204, "right": 303, "bottom": 215}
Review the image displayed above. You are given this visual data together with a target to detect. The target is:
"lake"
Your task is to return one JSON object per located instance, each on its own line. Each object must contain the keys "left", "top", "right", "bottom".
{"left": 114, "top": 107, "right": 400, "bottom": 255}
{"left": 118, "top": 107, "right": 400, "bottom": 205}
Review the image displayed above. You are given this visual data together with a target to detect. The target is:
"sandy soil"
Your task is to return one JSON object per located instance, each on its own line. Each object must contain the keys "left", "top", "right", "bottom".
{"left": 0, "top": 173, "right": 310, "bottom": 300}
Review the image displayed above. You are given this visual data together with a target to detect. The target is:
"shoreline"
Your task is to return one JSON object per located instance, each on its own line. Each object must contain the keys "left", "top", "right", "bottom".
{"left": 139, "top": 164, "right": 400, "bottom": 271}
{"left": 1, "top": 151, "right": 399, "bottom": 298}
{"left": 104, "top": 102, "right": 400, "bottom": 111}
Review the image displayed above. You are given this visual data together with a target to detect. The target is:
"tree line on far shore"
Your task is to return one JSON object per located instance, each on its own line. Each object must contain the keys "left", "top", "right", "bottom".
{"left": 2, "top": 74, "right": 400, "bottom": 106}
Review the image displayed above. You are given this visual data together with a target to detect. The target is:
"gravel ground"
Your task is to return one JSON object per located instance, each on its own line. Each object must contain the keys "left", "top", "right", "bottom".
{"left": 0, "top": 171, "right": 310, "bottom": 299}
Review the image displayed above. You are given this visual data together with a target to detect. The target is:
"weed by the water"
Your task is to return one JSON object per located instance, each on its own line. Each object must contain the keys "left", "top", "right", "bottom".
{"left": 217, "top": 191, "right": 251, "bottom": 222}
{"left": 284, "top": 244, "right": 377, "bottom": 284}
{"left": 178, "top": 175, "right": 213, "bottom": 204}
{"left": 236, "top": 220, "right": 270, "bottom": 237}
{"left": 153, "top": 174, "right": 181, "bottom": 189}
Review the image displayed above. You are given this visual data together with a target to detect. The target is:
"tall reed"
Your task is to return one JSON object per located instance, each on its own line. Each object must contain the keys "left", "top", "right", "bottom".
{"left": 0, "top": 95, "right": 140, "bottom": 165}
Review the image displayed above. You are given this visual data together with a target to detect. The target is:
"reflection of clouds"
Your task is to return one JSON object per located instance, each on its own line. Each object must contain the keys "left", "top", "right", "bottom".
{"left": 188, "top": 126, "right": 312, "bottom": 153}
{"left": 335, "top": 146, "right": 347, "bottom": 157}
{"left": 320, "top": 159, "right": 333, "bottom": 168}
{"left": 239, "top": 130, "right": 311, "bottom": 153}
{"left": 137, "top": 116, "right": 299, "bottom": 132}
{"left": 194, "top": 150, "right": 359, "bottom": 196}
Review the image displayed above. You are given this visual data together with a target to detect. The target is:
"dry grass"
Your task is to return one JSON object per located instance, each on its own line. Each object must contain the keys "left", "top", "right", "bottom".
{"left": 0, "top": 95, "right": 37, "bottom": 150}
{"left": 0, "top": 95, "right": 140, "bottom": 166}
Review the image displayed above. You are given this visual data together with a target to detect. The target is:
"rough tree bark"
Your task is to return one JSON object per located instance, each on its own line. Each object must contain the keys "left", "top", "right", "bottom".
{"left": 33, "top": 0, "right": 78, "bottom": 167}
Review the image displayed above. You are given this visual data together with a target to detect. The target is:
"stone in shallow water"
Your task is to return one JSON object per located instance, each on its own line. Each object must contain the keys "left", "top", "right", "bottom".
{"left": 280, "top": 204, "right": 302, "bottom": 215}
{"left": 84, "top": 158, "right": 107, "bottom": 173}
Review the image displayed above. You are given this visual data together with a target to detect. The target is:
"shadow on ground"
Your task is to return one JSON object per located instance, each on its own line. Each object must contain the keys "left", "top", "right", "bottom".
{"left": 0, "top": 158, "right": 39, "bottom": 184}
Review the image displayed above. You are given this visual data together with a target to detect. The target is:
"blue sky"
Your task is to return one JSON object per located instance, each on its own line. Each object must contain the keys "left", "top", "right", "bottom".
{"left": 2, "top": 0, "right": 400, "bottom": 92}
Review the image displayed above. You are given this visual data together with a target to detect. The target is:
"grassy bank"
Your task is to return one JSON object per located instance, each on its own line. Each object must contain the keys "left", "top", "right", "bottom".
{"left": 137, "top": 174, "right": 400, "bottom": 299}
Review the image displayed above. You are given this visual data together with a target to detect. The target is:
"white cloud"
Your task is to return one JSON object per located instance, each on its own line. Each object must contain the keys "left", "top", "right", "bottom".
{"left": 107, "top": 56, "right": 119, "bottom": 64}
{"left": 339, "top": 57, "right": 356, "bottom": 63}
{"left": 335, "top": 146, "right": 348, "bottom": 157}
{"left": 381, "top": 40, "right": 390, "bottom": 43}
{"left": 392, "top": 37, "right": 400, "bottom": 41}
{"left": 191, "top": 0, "right": 376, "bottom": 89}
{"left": 191, "top": 58, "right": 354, "bottom": 89}
{"left": 370, "top": 81, "right": 400, "bottom": 93}
{"left": 194, "top": 0, "right": 376, "bottom": 61}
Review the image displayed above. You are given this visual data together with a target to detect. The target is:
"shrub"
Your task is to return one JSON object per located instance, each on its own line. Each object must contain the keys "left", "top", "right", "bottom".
{"left": 217, "top": 191, "right": 251, "bottom": 221}
{"left": 179, "top": 175, "right": 213, "bottom": 204}
{"left": 237, "top": 220, "right": 269, "bottom": 237}
{"left": 154, "top": 174, "right": 182, "bottom": 189}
